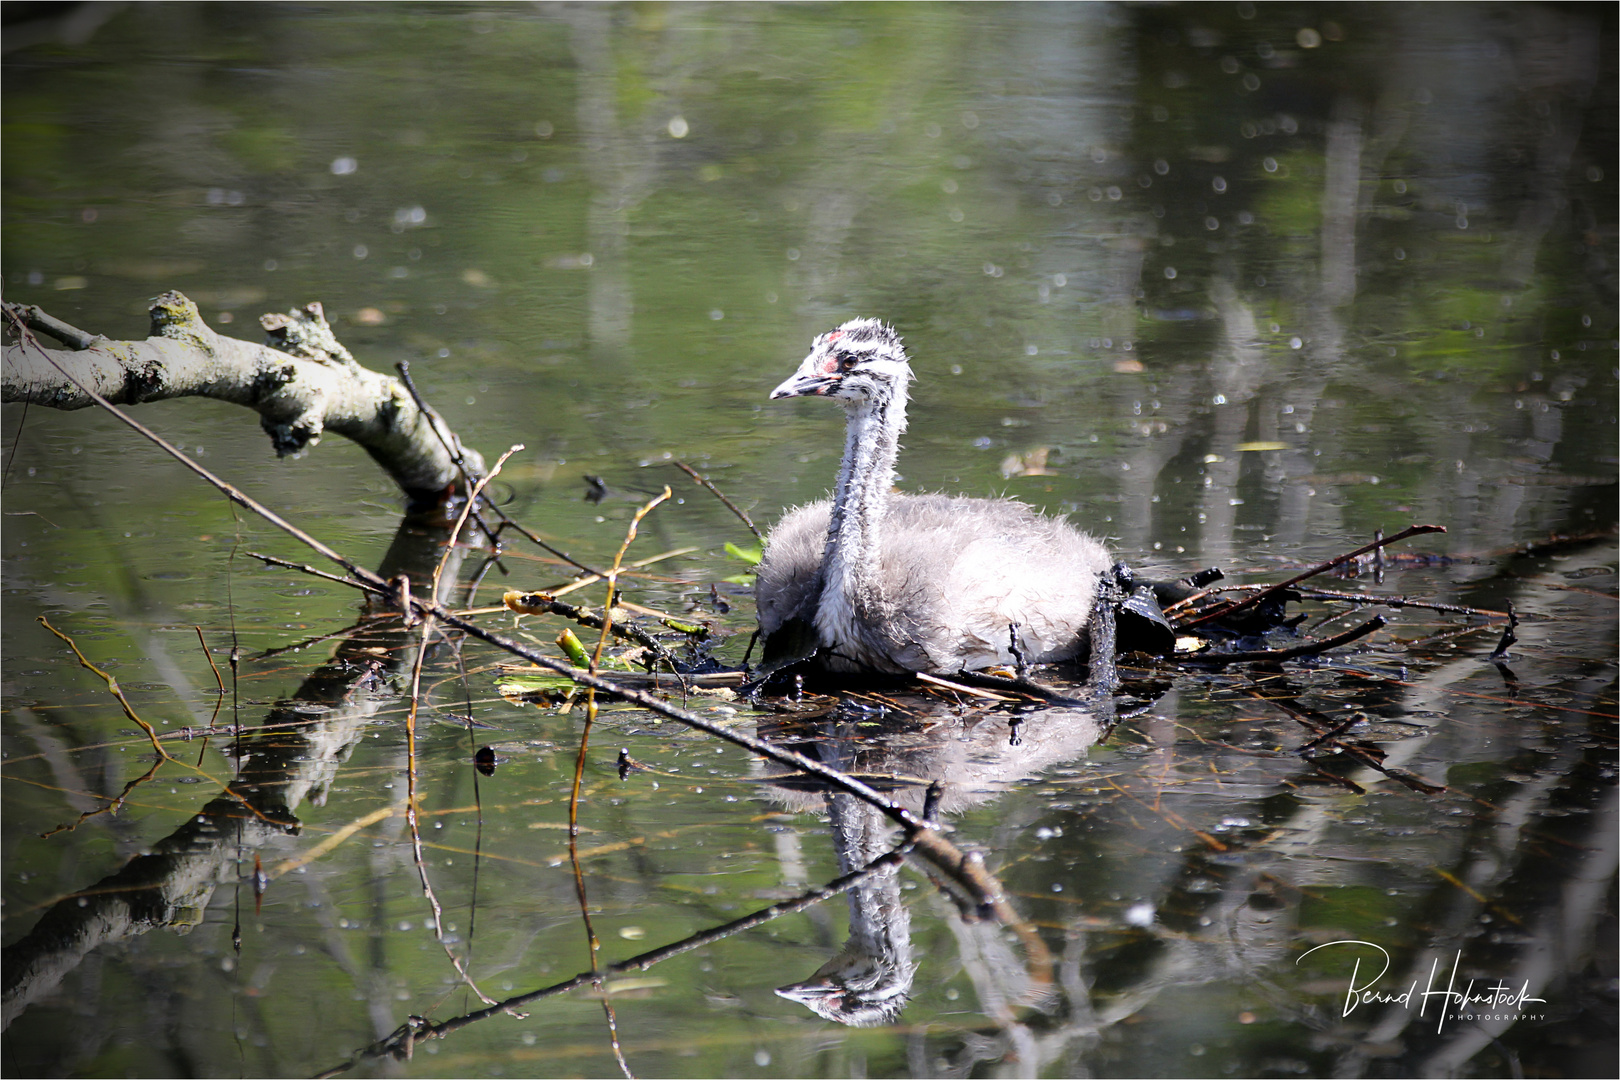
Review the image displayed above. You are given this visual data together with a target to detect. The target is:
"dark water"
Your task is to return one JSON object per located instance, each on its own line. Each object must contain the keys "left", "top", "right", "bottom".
{"left": 3, "top": 4, "right": 1615, "bottom": 1078}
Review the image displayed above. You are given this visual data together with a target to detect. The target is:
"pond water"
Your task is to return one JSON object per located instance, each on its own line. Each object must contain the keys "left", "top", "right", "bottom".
{"left": 3, "top": 4, "right": 1616, "bottom": 1078}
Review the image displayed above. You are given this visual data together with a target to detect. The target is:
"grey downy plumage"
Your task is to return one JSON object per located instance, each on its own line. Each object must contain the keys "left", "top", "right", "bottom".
{"left": 756, "top": 318, "right": 1112, "bottom": 675}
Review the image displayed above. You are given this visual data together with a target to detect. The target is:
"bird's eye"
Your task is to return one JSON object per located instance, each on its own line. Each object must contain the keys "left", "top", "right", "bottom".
{"left": 836, "top": 351, "right": 857, "bottom": 372}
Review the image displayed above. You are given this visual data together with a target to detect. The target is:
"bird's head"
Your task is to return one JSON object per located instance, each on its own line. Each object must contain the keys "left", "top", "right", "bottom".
{"left": 770, "top": 318, "right": 912, "bottom": 406}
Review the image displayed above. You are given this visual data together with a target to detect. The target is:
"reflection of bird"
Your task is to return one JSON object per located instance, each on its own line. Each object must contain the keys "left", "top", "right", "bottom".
{"left": 766, "top": 701, "right": 1113, "bottom": 1027}
{"left": 757, "top": 318, "right": 1112, "bottom": 674}
{"left": 775, "top": 933, "right": 915, "bottom": 1028}
{"left": 775, "top": 793, "right": 915, "bottom": 1026}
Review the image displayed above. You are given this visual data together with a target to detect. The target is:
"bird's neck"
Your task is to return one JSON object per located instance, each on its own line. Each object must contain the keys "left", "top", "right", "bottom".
{"left": 822, "top": 382, "right": 907, "bottom": 617}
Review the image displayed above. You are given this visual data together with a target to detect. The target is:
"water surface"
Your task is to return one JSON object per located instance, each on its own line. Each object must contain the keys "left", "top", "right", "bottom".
{"left": 3, "top": 4, "right": 1615, "bottom": 1078}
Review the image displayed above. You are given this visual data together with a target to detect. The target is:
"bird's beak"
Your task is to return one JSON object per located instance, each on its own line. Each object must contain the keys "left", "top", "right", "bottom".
{"left": 769, "top": 366, "right": 837, "bottom": 400}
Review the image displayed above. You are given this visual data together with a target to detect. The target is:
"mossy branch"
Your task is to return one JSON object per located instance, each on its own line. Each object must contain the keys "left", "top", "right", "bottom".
{"left": 2, "top": 292, "right": 485, "bottom": 502}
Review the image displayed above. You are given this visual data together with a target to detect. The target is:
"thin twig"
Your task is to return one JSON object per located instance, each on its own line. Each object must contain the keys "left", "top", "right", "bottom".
{"left": 1181, "top": 616, "right": 1388, "bottom": 667}
{"left": 397, "top": 359, "right": 599, "bottom": 581}
{"left": 249, "top": 618, "right": 373, "bottom": 662}
{"left": 569, "top": 485, "right": 669, "bottom": 1077}
{"left": 39, "top": 757, "right": 165, "bottom": 839}
{"left": 915, "top": 671, "right": 1016, "bottom": 701}
{"left": 672, "top": 460, "right": 761, "bottom": 541}
{"left": 193, "top": 625, "right": 226, "bottom": 767}
{"left": 1487, "top": 600, "right": 1520, "bottom": 662}
{"left": 1243, "top": 687, "right": 1446, "bottom": 795}
{"left": 394, "top": 361, "right": 513, "bottom": 584}
{"left": 504, "top": 591, "right": 670, "bottom": 658}
{"left": 491, "top": 517, "right": 607, "bottom": 580}
{"left": 39, "top": 616, "right": 170, "bottom": 760}
{"left": 244, "top": 551, "right": 373, "bottom": 592}
{"left": 1179, "top": 525, "right": 1447, "bottom": 630}
{"left": 547, "top": 546, "right": 698, "bottom": 598}
{"left": 194, "top": 626, "right": 226, "bottom": 727}
{"left": 403, "top": 446, "right": 522, "bottom": 1009}
{"left": 594, "top": 485, "right": 671, "bottom": 674}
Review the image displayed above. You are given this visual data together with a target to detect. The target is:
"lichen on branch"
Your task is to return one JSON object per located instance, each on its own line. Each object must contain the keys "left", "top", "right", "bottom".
{"left": 3, "top": 291, "right": 485, "bottom": 502}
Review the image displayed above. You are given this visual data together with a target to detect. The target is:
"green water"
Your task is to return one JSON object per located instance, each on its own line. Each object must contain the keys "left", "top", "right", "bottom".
{"left": 4, "top": 4, "right": 1615, "bottom": 1077}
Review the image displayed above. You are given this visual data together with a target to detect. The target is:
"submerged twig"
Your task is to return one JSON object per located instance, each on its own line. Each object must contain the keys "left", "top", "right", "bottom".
{"left": 39, "top": 756, "right": 165, "bottom": 840}
{"left": 1243, "top": 688, "right": 1446, "bottom": 795}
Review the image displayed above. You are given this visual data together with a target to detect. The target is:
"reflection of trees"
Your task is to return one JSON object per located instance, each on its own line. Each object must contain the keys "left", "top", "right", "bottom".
{"left": 1109, "top": 3, "right": 1613, "bottom": 575}
{"left": 752, "top": 553, "right": 1613, "bottom": 1075}
{"left": 1344, "top": 746, "right": 1616, "bottom": 1076}
{"left": 1, "top": 519, "right": 465, "bottom": 1032}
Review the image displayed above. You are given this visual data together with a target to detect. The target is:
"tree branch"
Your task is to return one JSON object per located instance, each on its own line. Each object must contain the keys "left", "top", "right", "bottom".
{"left": 2, "top": 293, "right": 485, "bottom": 502}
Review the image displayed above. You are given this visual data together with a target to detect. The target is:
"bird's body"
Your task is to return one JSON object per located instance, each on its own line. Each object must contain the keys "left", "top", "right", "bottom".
{"left": 756, "top": 318, "right": 1111, "bottom": 675}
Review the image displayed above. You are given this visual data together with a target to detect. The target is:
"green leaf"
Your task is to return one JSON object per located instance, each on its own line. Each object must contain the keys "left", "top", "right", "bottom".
{"left": 724, "top": 542, "right": 763, "bottom": 566}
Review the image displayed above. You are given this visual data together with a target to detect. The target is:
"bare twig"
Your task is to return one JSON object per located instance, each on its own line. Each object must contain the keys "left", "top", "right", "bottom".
{"left": 672, "top": 460, "right": 761, "bottom": 541}
{"left": 394, "top": 360, "right": 504, "bottom": 549}
{"left": 1243, "top": 688, "right": 1446, "bottom": 795}
{"left": 1182, "top": 616, "right": 1388, "bottom": 666}
{"left": 402, "top": 447, "right": 522, "bottom": 1009}
{"left": 194, "top": 626, "right": 225, "bottom": 728}
{"left": 488, "top": 518, "right": 606, "bottom": 580}
{"left": 244, "top": 551, "right": 373, "bottom": 593}
{"left": 39, "top": 616, "right": 170, "bottom": 761}
{"left": 1291, "top": 587, "right": 1519, "bottom": 620}
{"left": 1487, "top": 600, "right": 1520, "bottom": 662}
{"left": 546, "top": 546, "right": 697, "bottom": 598}
{"left": 1179, "top": 525, "right": 1447, "bottom": 630}
{"left": 39, "top": 756, "right": 165, "bottom": 840}
{"left": 915, "top": 671, "right": 1016, "bottom": 701}
{"left": 3, "top": 300, "right": 102, "bottom": 349}
{"left": 566, "top": 485, "right": 670, "bottom": 1076}
{"left": 590, "top": 487, "right": 671, "bottom": 670}
{"left": 503, "top": 591, "right": 669, "bottom": 658}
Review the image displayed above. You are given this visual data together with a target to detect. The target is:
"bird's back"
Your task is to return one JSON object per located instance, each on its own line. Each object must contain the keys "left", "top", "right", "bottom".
{"left": 756, "top": 493, "right": 1110, "bottom": 674}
